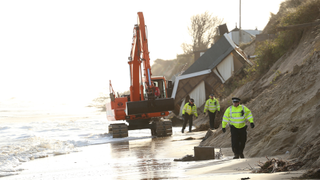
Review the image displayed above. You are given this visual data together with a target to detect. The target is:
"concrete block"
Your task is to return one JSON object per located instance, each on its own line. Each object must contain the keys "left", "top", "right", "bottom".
{"left": 194, "top": 146, "right": 215, "bottom": 160}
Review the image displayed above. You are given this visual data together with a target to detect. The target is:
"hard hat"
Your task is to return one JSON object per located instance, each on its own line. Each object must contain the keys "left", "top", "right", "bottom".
{"left": 232, "top": 97, "right": 240, "bottom": 102}
{"left": 189, "top": 98, "right": 194, "bottom": 102}
{"left": 210, "top": 94, "right": 214, "bottom": 97}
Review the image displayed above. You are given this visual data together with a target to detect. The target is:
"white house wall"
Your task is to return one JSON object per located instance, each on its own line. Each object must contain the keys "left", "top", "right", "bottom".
{"left": 189, "top": 81, "right": 206, "bottom": 109}
{"left": 179, "top": 98, "right": 185, "bottom": 116}
{"left": 179, "top": 81, "right": 206, "bottom": 116}
{"left": 214, "top": 54, "right": 234, "bottom": 82}
{"left": 213, "top": 68, "right": 225, "bottom": 83}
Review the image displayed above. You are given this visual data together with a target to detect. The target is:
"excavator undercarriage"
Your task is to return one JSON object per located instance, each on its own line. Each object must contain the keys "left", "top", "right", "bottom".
{"left": 108, "top": 119, "right": 172, "bottom": 138}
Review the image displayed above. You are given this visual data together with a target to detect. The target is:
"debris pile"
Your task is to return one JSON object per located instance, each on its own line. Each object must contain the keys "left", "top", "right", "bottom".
{"left": 173, "top": 148, "right": 223, "bottom": 162}
{"left": 174, "top": 155, "right": 195, "bottom": 161}
{"left": 254, "top": 157, "right": 304, "bottom": 173}
{"left": 172, "top": 137, "right": 203, "bottom": 142}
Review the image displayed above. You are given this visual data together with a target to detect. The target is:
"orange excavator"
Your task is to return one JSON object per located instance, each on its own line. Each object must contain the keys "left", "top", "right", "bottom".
{"left": 107, "top": 12, "right": 174, "bottom": 138}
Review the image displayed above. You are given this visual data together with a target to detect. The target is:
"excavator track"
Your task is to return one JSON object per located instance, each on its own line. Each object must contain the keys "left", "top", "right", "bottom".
{"left": 108, "top": 123, "right": 128, "bottom": 138}
{"left": 151, "top": 120, "right": 172, "bottom": 137}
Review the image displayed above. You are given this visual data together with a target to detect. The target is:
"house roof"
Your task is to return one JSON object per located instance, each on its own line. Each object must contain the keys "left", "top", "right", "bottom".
{"left": 245, "top": 29, "right": 262, "bottom": 36}
{"left": 230, "top": 28, "right": 262, "bottom": 36}
{"left": 231, "top": 27, "right": 240, "bottom": 32}
{"left": 182, "top": 34, "right": 236, "bottom": 75}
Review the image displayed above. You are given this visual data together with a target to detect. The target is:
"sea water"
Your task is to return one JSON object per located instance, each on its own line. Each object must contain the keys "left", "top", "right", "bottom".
{"left": 0, "top": 99, "right": 155, "bottom": 177}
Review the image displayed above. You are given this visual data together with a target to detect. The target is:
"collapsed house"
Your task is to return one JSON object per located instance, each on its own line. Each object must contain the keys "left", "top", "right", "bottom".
{"left": 171, "top": 33, "right": 253, "bottom": 115}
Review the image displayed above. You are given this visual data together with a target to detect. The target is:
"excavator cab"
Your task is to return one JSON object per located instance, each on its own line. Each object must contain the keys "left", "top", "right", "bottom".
{"left": 142, "top": 77, "right": 168, "bottom": 99}
{"left": 126, "top": 76, "right": 174, "bottom": 115}
{"left": 152, "top": 78, "right": 173, "bottom": 98}
{"left": 152, "top": 79, "right": 165, "bottom": 98}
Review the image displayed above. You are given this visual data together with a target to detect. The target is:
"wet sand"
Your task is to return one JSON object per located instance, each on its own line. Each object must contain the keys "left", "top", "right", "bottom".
{"left": 2, "top": 130, "right": 305, "bottom": 180}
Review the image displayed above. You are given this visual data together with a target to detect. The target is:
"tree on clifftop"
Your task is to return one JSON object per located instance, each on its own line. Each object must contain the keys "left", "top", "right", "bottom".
{"left": 181, "top": 11, "right": 224, "bottom": 54}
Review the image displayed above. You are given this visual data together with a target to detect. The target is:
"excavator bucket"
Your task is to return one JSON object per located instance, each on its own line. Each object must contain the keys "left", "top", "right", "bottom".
{"left": 126, "top": 98, "right": 174, "bottom": 115}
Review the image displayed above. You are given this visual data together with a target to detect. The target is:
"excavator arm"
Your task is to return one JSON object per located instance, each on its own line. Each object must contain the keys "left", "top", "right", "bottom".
{"left": 136, "top": 12, "right": 152, "bottom": 86}
{"left": 128, "top": 12, "right": 154, "bottom": 102}
{"left": 126, "top": 12, "right": 174, "bottom": 115}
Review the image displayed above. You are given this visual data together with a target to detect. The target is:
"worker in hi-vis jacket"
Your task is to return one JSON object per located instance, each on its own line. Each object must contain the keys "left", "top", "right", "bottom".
{"left": 204, "top": 94, "right": 220, "bottom": 129}
{"left": 181, "top": 98, "right": 198, "bottom": 133}
{"left": 222, "top": 97, "right": 254, "bottom": 159}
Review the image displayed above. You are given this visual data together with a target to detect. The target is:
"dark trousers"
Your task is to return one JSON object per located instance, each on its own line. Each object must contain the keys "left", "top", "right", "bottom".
{"left": 182, "top": 114, "right": 193, "bottom": 132}
{"left": 230, "top": 125, "right": 247, "bottom": 156}
{"left": 208, "top": 111, "right": 216, "bottom": 129}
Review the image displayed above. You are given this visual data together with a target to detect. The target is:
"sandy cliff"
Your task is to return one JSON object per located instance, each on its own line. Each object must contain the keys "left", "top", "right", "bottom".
{"left": 200, "top": 23, "right": 320, "bottom": 169}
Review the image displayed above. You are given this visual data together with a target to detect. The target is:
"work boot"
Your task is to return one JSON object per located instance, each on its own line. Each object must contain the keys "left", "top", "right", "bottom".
{"left": 181, "top": 129, "right": 184, "bottom": 133}
{"left": 240, "top": 153, "right": 245, "bottom": 158}
{"left": 233, "top": 154, "right": 239, "bottom": 159}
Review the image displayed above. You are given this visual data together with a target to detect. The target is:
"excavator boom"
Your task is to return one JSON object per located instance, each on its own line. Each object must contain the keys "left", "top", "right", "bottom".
{"left": 129, "top": 12, "right": 153, "bottom": 101}
{"left": 126, "top": 12, "right": 174, "bottom": 115}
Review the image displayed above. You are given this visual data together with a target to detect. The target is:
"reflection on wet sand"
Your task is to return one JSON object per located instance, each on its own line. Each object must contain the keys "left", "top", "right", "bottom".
{"left": 109, "top": 138, "right": 184, "bottom": 179}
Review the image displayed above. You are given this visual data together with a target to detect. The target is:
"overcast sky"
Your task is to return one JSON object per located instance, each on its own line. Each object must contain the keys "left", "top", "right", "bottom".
{"left": 0, "top": 0, "right": 285, "bottom": 105}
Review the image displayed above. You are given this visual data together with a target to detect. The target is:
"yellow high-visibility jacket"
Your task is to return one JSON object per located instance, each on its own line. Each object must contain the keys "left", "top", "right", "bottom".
{"left": 204, "top": 98, "right": 220, "bottom": 113}
{"left": 222, "top": 105, "right": 253, "bottom": 129}
{"left": 182, "top": 103, "right": 198, "bottom": 117}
